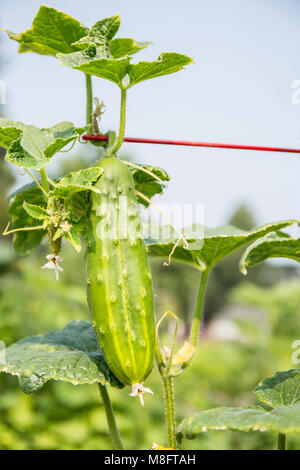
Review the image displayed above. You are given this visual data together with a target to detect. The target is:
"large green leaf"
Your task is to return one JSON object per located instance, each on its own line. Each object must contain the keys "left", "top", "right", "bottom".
{"left": 58, "top": 53, "right": 130, "bottom": 87}
{"left": 240, "top": 232, "right": 300, "bottom": 274}
{"left": 50, "top": 167, "right": 103, "bottom": 198}
{"left": 0, "top": 321, "right": 124, "bottom": 393}
{"left": 126, "top": 53, "right": 193, "bottom": 88}
{"left": 7, "top": 181, "right": 38, "bottom": 201}
{"left": 5, "top": 6, "right": 151, "bottom": 62}
{"left": 8, "top": 184, "right": 47, "bottom": 255}
{"left": 254, "top": 370, "right": 300, "bottom": 408}
{"left": 177, "top": 404, "right": 300, "bottom": 442}
{"left": 4, "top": 5, "right": 88, "bottom": 57}
{"left": 0, "top": 119, "right": 84, "bottom": 170}
{"left": 58, "top": 52, "right": 192, "bottom": 88}
{"left": 147, "top": 220, "right": 297, "bottom": 271}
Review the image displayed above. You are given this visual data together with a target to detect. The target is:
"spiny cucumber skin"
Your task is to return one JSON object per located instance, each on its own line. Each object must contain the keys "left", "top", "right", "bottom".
{"left": 86, "top": 158, "right": 155, "bottom": 386}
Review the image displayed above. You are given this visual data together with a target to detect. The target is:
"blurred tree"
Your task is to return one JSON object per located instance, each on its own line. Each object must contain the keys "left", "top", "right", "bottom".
{"left": 229, "top": 204, "right": 256, "bottom": 231}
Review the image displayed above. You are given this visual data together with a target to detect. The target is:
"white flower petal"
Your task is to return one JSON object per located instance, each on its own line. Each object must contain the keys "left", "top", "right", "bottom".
{"left": 41, "top": 254, "right": 63, "bottom": 281}
{"left": 42, "top": 261, "right": 55, "bottom": 270}
{"left": 129, "top": 383, "right": 153, "bottom": 407}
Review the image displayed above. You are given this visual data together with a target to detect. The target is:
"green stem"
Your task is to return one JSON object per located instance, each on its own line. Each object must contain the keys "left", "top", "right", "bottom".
{"left": 97, "top": 384, "right": 125, "bottom": 450}
{"left": 25, "top": 169, "right": 48, "bottom": 196}
{"left": 3, "top": 224, "right": 45, "bottom": 236}
{"left": 40, "top": 167, "right": 49, "bottom": 195}
{"left": 85, "top": 73, "right": 93, "bottom": 134}
{"left": 189, "top": 269, "right": 209, "bottom": 348}
{"left": 277, "top": 433, "right": 286, "bottom": 450}
{"left": 162, "top": 376, "right": 176, "bottom": 449}
{"left": 113, "top": 88, "right": 127, "bottom": 155}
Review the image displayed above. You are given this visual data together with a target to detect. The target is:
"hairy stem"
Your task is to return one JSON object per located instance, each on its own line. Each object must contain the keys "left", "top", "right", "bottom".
{"left": 189, "top": 269, "right": 209, "bottom": 348}
{"left": 98, "top": 384, "right": 125, "bottom": 450}
{"left": 85, "top": 73, "right": 93, "bottom": 134}
{"left": 277, "top": 433, "right": 286, "bottom": 450}
{"left": 113, "top": 88, "right": 127, "bottom": 154}
{"left": 162, "top": 376, "right": 176, "bottom": 449}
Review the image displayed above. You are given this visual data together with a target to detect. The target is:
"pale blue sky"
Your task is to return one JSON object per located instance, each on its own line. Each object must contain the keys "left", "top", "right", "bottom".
{"left": 1, "top": 0, "right": 299, "bottom": 228}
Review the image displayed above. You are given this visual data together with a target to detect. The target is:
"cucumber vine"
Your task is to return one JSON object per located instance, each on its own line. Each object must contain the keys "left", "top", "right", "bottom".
{"left": 1, "top": 5, "right": 300, "bottom": 451}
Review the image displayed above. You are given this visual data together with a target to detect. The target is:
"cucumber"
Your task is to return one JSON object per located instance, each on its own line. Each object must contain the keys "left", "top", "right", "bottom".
{"left": 86, "top": 157, "right": 155, "bottom": 387}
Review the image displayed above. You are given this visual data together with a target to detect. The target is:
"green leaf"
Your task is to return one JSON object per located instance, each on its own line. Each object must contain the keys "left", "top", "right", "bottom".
{"left": 68, "top": 192, "right": 90, "bottom": 223}
{"left": 254, "top": 370, "right": 300, "bottom": 408}
{"left": 240, "top": 232, "right": 300, "bottom": 274}
{"left": 8, "top": 185, "right": 47, "bottom": 255}
{"left": 8, "top": 181, "right": 39, "bottom": 201}
{"left": 51, "top": 167, "right": 103, "bottom": 198}
{"left": 110, "top": 38, "right": 150, "bottom": 59}
{"left": 126, "top": 52, "right": 193, "bottom": 88}
{"left": 44, "top": 122, "right": 85, "bottom": 159}
{"left": 64, "top": 222, "right": 84, "bottom": 253}
{"left": 0, "top": 119, "right": 83, "bottom": 170}
{"left": 58, "top": 53, "right": 130, "bottom": 87}
{"left": 0, "top": 124, "right": 22, "bottom": 148}
{"left": 58, "top": 52, "right": 192, "bottom": 88}
{"left": 72, "top": 15, "right": 120, "bottom": 56}
{"left": 4, "top": 5, "right": 88, "bottom": 57}
{"left": 23, "top": 202, "right": 48, "bottom": 221}
{"left": 0, "top": 321, "right": 124, "bottom": 393}
{"left": 147, "top": 220, "right": 297, "bottom": 271}
{"left": 131, "top": 164, "right": 170, "bottom": 206}
{"left": 177, "top": 404, "right": 300, "bottom": 442}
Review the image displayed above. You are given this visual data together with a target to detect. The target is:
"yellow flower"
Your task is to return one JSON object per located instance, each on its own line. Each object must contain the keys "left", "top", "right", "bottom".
{"left": 152, "top": 442, "right": 175, "bottom": 450}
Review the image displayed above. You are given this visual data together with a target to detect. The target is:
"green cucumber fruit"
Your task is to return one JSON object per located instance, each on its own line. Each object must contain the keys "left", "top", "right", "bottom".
{"left": 86, "top": 157, "right": 155, "bottom": 386}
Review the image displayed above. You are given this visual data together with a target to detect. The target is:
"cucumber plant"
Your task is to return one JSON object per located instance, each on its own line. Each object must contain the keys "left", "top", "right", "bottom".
{"left": 1, "top": 5, "right": 300, "bottom": 451}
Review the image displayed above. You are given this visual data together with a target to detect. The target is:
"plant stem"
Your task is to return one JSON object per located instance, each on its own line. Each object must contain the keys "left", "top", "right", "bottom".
{"left": 189, "top": 269, "right": 209, "bottom": 348}
{"left": 162, "top": 376, "right": 176, "bottom": 449}
{"left": 3, "top": 223, "right": 45, "bottom": 236}
{"left": 40, "top": 167, "right": 49, "bottom": 195}
{"left": 85, "top": 73, "right": 93, "bottom": 134}
{"left": 25, "top": 169, "right": 48, "bottom": 196}
{"left": 97, "top": 384, "right": 125, "bottom": 450}
{"left": 113, "top": 88, "right": 127, "bottom": 154}
{"left": 277, "top": 433, "right": 286, "bottom": 450}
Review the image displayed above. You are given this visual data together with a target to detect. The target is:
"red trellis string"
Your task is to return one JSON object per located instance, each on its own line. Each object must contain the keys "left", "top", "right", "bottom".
{"left": 82, "top": 135, "right": 300, "bottom": 155}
